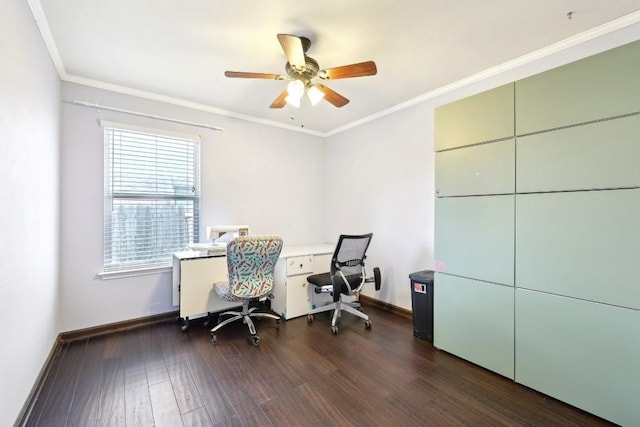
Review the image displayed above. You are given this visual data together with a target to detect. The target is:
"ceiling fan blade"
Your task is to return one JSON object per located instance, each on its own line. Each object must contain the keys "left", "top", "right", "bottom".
{"left": 225, "top": 71, "right": 284, "bottom": 79}
{"left": 319, "top": 61, "right": 377, "bottom": 79}
{"left": 277, "top": 34, "right": 305, "bottom": 70}
{"left": 269, "top": 90, "right": 288, "bottom": 109}
{"left": 317, "top": 84, "right": 350, "bottom": 108}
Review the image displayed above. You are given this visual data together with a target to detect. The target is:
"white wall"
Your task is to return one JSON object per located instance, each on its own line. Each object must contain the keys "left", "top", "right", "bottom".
{"left": 59, "top": 83, "right": 325, "bottom": 332}
{"left": 324, "top": 105, "right": 435, "bottom": 310}
{"left": 0, "top": 0, "right": 61, "bottom": 422}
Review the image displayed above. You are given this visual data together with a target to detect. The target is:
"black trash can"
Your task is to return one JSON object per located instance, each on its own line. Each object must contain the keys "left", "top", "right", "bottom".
{"left": 409, "top": 270, "right": 434, "bottom": 342}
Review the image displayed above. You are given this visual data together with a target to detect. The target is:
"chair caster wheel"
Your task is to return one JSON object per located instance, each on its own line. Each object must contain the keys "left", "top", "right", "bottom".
{"left": 365, "top": 320, "right": 372, "bottom": 329}
{"left": 331, "top": 326, "right": 338, "bottom": 335}
{"left": 251, "top": 335, "right": 261, "bottom": 346}
{"left": 210, "top": 334, "right": 217, "bottom": 345}
{"left": 307, "top": 314, "right": 313, "bottom": 323}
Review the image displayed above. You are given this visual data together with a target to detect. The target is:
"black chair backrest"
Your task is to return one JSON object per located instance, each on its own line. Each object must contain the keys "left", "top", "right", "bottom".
{"left": 330, "top": 233, "right": 373, "bottom": 278}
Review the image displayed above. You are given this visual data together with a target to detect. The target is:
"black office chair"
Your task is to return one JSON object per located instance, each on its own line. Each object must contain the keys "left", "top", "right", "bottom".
{"left": 306, "top": 233, "right": 381, "bottom": 334}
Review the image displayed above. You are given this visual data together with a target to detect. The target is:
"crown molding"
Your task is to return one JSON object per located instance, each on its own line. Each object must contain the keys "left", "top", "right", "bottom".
{"left": 27, "top": 0, "right": 66, "bottom": 78}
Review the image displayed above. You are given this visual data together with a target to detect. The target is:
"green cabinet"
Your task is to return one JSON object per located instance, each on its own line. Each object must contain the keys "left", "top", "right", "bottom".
{"left": 434, "top": 38, "right": 640, "bottom": 426}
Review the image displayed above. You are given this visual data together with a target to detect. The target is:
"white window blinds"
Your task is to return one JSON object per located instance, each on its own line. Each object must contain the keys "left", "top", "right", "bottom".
{"left": 103, "top": 123, "right": 200, "bottom": 273}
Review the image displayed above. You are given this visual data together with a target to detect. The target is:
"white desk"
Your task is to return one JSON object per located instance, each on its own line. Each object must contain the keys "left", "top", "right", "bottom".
{"left": 272, "top": 244, "right": 335, "bottom": 319}
{"left": 172, "top": 243, "right": 335, "bottom": 329}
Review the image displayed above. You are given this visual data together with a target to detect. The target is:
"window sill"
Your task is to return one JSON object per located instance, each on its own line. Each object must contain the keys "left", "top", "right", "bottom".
{"left": 98, "top": 265, "right": 172, "bottom": 280}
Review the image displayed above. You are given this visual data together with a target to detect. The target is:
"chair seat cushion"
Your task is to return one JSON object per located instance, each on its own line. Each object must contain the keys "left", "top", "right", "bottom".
{"left": 213, "top": 281, "right": 244, "bottom": 302}
{"left": 307, "top": 272, "right": 363, "bottom": 293}
{"left": 307, "top": 272, "right": 332, "bottom": 287}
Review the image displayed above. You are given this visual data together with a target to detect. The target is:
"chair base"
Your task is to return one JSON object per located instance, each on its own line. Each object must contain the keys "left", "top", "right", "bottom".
{"left": 307, "top": 298, "right": 371, "bottom": 334}
{"left": 210, "top": 302, "right": 280, "bottom": 345}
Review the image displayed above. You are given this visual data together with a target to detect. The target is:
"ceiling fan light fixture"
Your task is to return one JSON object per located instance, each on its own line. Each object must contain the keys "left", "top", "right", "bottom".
{"left": 285, "top": 93, "right": 301, "bottom": 108}
{"left": 285, "top": 79, "right": 304, "bottom": 107}
{"left": 307, "top": 84, "right": 325, "bottom": 106}
{"left": 287, "top": 79, "right": 305, "bottom": 97}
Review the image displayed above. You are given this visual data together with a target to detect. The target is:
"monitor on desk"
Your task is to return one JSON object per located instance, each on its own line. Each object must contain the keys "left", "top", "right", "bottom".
{"left": 207, "top": 225, "right": 250, "bottom": 243}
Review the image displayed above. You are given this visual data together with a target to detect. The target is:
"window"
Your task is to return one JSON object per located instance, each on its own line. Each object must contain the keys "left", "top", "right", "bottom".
{"left": 103, "top": 122, "right": 200, "bottom": 274}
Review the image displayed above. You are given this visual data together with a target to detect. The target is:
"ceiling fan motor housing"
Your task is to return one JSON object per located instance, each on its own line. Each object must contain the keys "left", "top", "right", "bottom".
{"left": 285, "top": 55, "right": 319, "bottom": 82}
{"left": 299, "top": 36, "right": 311, "bottom": 53}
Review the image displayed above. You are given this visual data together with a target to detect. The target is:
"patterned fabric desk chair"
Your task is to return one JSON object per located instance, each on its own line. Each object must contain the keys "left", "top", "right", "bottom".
{"left": 211, "top": 235, "right": 283, "bottom": 346}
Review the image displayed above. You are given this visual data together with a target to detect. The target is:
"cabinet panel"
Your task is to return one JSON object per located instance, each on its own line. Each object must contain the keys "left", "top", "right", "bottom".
{"left": 312, "top": 254, "right": 331, "bottom": 273}
{"left": 282, "top": 274, "right": 312, "bottom": 319}
{"left": 516, "top": 289, "right": 640, "bottom": 427}
{"left": 180, "top": 256, "right": 240, "bottom": 318}
{"left": 435, "top": 83, "right": 514, "bottom": 151}
{"left": 271, "top": 258, "right": 288, "bottom": 318}
{"left": 516, "top": 190, "right": 640, "bottom": 309}
{"left": 435, "top": 195, "right": 514, "bottom": 285}
{"left": 436, "top": 139, "right": 515, "bottom": 197}
{"left": 517, "top": 115, "right": 640, "bottom": 193}
{"left": 434, "top": 273, "right": 514, "bottom": 379}
{"left": 516, "top": 40, "right": 640, "bottom": 134}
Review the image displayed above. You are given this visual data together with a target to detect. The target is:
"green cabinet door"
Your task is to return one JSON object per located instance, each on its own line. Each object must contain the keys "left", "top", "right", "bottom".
{"left": 434, "top": 273, "right": 514, "bottom": 379}
{"left": 435, "top": 195, "right": 514, "bottom": 286}
{"left": 436, "top": 139, "right": 515, "bottom": 197}
{"left": 516, "top": 39, "right": 640, "bottom": 135}
{"left": 517, "top": 114, "right": 640, "bottom": 193}
{"left": 435, "top": 83, "right": 514, "bottom": 151}
{"left": 516, "top": 190, "right": 640, "bottom": 310}
{"left": 516, "top": 289, "right": 640, "bottom": 427}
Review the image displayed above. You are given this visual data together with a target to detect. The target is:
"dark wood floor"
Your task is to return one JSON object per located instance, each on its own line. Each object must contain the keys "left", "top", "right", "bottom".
{"left": 25, "top": 304, "right": 614, "bottom": 427}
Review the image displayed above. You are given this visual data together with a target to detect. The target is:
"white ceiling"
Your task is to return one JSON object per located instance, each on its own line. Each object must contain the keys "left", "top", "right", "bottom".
{"left": 31, "top": 0, "right": 640, "bottom": 135}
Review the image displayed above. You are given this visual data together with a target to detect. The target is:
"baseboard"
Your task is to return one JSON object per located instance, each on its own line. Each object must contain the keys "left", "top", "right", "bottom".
{"left": 360, "top": 295, "right": 412, "bottom": 320}
{"left": 14, "top": 336, "right": 65, "bottom": 427}
{"left": 59, "top": 310, "right": 180, "bottom": 343}
{"left": 15, "top": 310, "right": 180, "bottom": 427}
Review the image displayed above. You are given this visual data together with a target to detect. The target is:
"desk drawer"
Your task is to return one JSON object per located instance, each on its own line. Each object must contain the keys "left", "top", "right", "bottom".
{"left": 287, "top": 255, "right": 314, "bottom": 276}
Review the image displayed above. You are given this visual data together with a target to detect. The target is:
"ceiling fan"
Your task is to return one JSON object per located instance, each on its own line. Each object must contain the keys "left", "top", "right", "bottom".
{"left": 224, "top": 34, "right": 377, "bottom": 108}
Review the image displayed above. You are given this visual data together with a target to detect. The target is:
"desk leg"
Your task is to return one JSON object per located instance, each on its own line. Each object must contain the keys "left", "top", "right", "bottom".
{"left": 203, "top": 312, "right": 213, "bottom": 328}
